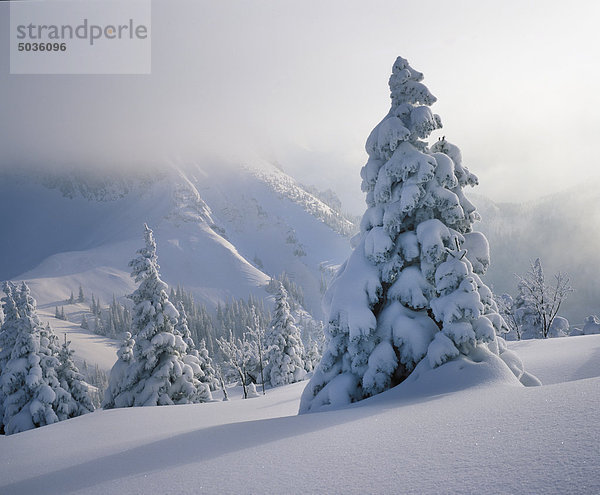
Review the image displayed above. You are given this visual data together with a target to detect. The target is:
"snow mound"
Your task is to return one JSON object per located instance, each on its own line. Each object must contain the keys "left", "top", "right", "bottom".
{"left": 1, "top": 337, "right": 599, "bottom": 494}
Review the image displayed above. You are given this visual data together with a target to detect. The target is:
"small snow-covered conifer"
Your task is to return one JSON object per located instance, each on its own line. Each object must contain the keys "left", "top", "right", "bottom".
{"left": 300, "top": 56, "right": 533, "bottom": 413}
{"left": 78, "top": 285, "right": 85, "bottom": 303}
{"left": 173, "top": 300, "right": 213, "bottom": 400}
{"left": 303, "top": 335, "right": 321, "bottom": 373}
{"left": 57, "top": 338, "right": 96, "bottom": 416}
{"left": 102, "top": 331, "right": 136, "bottom": 408}
{"left": 196, "top": 339, "right": 219, "bottom": 391}
{"left": 264, "top": 283, "right": 306, "bottom": 387}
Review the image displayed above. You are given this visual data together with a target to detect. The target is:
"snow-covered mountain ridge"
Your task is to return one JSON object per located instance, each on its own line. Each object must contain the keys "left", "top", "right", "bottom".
{"left": 0, "top": 161, "right": 354, "bottom": 319}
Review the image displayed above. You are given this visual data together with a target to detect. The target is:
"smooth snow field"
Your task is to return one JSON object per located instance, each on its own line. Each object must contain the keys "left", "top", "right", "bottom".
{"left": 1, "top": 335, "right": 599, "bottom": 495}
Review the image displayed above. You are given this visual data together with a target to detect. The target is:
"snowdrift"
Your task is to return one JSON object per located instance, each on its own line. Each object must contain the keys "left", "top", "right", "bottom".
{"left": 0, "top": 335, "right": 598, "bottom": 494}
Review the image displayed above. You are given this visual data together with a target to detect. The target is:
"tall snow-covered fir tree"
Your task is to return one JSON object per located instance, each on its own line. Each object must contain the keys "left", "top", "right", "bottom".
{"left": 103, "top": 224, "right": 211, "bottom": 408}
{"left": 300, "top": 56, "right": 535, "bottom": 413}
{"left": 264, "top": 283, "right": 306, "bottom": 387}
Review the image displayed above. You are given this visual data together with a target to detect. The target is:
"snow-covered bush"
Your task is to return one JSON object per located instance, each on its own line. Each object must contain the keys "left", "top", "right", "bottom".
{"left": 548, "top": 316, "right": 569, "bottom": 338}
{"left": 300, "top": 56, "right": 534, "bottom": 413}
{"left": 579, "top": 315, "right": 600, "bottom": 335}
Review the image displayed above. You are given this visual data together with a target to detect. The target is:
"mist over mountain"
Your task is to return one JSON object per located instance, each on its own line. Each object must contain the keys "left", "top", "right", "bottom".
{"left": 471, "top": 183, "right": 600, "bottom": 324}
{"left": 0, "top": 160, "right": 354, "bottom": 320}
{"left": 1, "top": 159, "right": 597, "bottom": 326}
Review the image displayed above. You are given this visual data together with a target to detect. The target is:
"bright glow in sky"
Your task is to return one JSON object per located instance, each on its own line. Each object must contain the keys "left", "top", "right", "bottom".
{"left": 1, "top": 0, "right": 599, "bottom": 213}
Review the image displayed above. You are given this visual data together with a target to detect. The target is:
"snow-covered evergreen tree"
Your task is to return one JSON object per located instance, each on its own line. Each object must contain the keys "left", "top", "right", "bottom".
{"left": 300, "top": 56, "right": 533, "bottom": 413}
{"left": 22, "top": 286, "right": 74, "bottom": 423}
{"left": 303, "top": 335, "right": 321, "bottom": 373}
{"left": 1, "top": 283, "right": 74, "bottom": 434}
{"left": 196, "top": 338, "right": 219, "bottom": 391}
{"left": 103, "top": 224, "right": 211, "bottom": 408}
{"left": 102, "top": 331, "right": 136, "bottom": 409}
{"left": 57, "top": 338, "right": 96, "bottom": 416}
{"left": 0, "top": 282, "right": 20, "bottom": 433}
{"left": 174, "top": 300, "right": 214, "bottom": 398}
{"left": 174, "top": 300, "right": 195, "bottom": 351}
{"left": 264, "top": 283, "right": 306, "bottom": 387}
{"left": 0, "top": 282, "right": 20, "bottom": 373}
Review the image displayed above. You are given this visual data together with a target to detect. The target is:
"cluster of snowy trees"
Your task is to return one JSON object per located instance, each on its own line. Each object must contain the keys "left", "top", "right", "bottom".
{"left": 103, "top": 225, "right": 217, "bottom": 408}
{"left": 497, "top": 258, "right": 599, "bottom": 339}
{"left": 217, "top": 282, "right": 312, "bottom": 398}
{"left": 300, "top": 56, "right": 536, "bottom": 413}
{"left": 54, "top": 305, "right": 67, "bottom": 321}
{"left": 169, "top": 286, "right": 217, "bottom": 353}
{"left": 266, "top": 272, "right": 305, "bottom": 310}
{"left": 82, "top": 295, "right": 132, "bottom": 339}
{"left": 0, "top": 282, "right": 94, "bottom": 435}
{"left": 66, "top": 286, "right": 85, "bottom": 305}
{"left": 68, "top": 225, "right": 323, "bottom": 406}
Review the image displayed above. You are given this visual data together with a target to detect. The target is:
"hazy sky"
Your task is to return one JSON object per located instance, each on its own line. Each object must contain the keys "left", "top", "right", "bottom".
{"left": 1, "top": 0, "right": 599, "bottom": 213}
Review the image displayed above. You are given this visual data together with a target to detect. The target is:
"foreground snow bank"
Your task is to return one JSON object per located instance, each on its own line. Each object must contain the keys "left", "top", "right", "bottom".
{"left": 0, "top": 336, "right": 598, "bottom": 494}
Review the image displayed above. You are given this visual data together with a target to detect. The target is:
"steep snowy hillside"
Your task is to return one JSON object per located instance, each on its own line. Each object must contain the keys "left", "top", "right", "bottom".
{"left": 0, "top": 334, "right": 598, "bottom": 494}
{"left": 0, "top": 163, "right": 353, "bottom": 321}
{"left": 471, "top": 182, "right": 600, "bottom": 324}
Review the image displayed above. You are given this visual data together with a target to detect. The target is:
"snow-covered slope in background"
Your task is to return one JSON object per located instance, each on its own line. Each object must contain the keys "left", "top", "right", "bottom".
{"left": 0, "top": 334, "right": 598, "bottom": 494}
{"left": 0, "top": 162, "right": 353, "bottom": 319}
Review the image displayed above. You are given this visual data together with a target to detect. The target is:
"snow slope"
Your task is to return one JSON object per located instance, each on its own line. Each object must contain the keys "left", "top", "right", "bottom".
{"left": 0, "top": 162, "right": 352, "bottom": 317}
{"left": 1, "top": 335, "right": 598, "bottom": 494}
